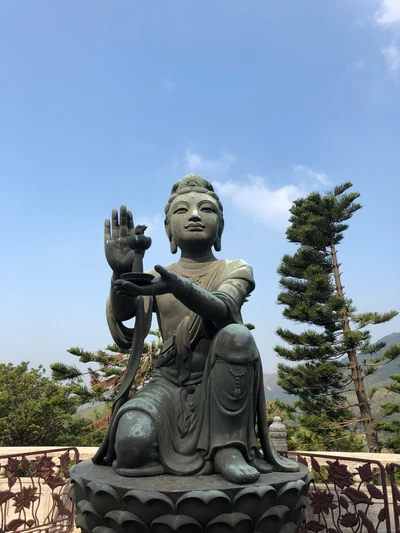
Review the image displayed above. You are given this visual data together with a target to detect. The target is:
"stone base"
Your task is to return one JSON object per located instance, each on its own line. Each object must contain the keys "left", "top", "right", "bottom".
{"left": 71, "top": 461, "right": 312, "bottom": 533}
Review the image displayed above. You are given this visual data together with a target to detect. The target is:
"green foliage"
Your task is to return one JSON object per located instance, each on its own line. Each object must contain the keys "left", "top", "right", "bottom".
{"left": 0, "top": 362, "right": 93, "bottom": 446}
{"left": 376, "top": 363, "right": 400, "bottom": 452}
{"left": 279, "top": 403, "right": 364, "bottom": 452}
{"left": 274, "top": 183, "right": 399, "bottom": 451}
{"left": 286, "top": 183, "right": 362, "bottom": 248}
{"left": 50, "top": 332, "right": 162, "bottom": 443}
{"left": 51, "top": 333, "right": 161, "bottom": 404}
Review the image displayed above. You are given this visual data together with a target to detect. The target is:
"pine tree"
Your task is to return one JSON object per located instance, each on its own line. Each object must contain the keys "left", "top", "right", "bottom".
{"left": 275, "top": 183, "right": 400, "bottom": 452}
{"left": 375, "top": 363, "right": 400, "bottom": 452}
{"left": 50, "top": 331, "right": 161, "bottom": 440}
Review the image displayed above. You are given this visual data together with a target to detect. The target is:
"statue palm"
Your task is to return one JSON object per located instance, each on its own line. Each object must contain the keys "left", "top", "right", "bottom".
{"left": 104, "top": 206, "right": 136, "bottom": 275}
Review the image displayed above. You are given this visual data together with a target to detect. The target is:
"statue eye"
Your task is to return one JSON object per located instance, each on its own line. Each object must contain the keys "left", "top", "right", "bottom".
{"left": 173, "top": 207, "right": 187, "bottom": 214}
{"left": 201, "top": 206, "right": 215, "bottom": 213}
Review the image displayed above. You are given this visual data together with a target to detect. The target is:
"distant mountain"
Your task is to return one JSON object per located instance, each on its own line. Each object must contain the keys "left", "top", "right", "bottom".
{"left": 344, "top": 332, "right": 400, "bottom": 417}
{"left": 263, "top": 373, "right": 296, "bottom": 402}
{"left": 263, "top": 333, "right": 400, "bottom": 409}
{"left": 352, "top": 332, "right": 400, "bottom": 387}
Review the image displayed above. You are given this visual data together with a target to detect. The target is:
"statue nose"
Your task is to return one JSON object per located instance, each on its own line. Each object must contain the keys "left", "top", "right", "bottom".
{"left": 189, "top": 209, "right": 201, "bottom": 220}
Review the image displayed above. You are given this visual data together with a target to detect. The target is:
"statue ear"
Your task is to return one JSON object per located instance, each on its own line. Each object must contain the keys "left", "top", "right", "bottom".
{"left": 165, "top": 220, "right": 177, "bottom": 254}
{"left": 214, "top": 235, "right": 222, "bottom": 252}
{"left": 170, "top": 238, "right": 178, "bottom": 254}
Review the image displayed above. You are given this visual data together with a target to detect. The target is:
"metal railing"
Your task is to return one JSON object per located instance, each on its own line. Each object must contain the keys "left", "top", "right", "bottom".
{"left": 1, "top": 447, "right": 398, "bottom": 533}
{"left": 280, "top": 451, "right": 399, "bottom": 533}
{"left": 0, "top": 447, "right": 79, "bottom": 533}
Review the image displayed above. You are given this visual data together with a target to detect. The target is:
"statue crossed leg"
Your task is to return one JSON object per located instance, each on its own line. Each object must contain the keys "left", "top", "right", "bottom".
{"left": 114, "top": 324, "right": 272, "bottom": 483}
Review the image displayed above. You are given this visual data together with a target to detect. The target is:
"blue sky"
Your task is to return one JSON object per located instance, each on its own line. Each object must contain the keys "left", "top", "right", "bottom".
{"left": 1, "top": 0, "right": 399, "bottom": 373}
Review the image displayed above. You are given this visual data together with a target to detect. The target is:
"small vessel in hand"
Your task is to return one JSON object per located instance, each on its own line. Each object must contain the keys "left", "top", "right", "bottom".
{"left": 120, "top": 225, "right": 154, "bottom": 286}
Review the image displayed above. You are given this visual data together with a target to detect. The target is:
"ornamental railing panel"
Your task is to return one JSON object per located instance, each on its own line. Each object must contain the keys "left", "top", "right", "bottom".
{"left": 280, "top": 451, "right": 398, "bottom": 533}
{"left": 0, "top": 447, "right": 79, "bottom": 533}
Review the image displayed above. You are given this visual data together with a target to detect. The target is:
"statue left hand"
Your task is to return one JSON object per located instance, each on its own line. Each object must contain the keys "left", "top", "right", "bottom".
{"left": 113, "top": 265, "right": 190, "bottom": 298}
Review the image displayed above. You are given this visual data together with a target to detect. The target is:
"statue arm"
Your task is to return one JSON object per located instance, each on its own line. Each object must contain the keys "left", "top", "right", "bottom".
{"left": 170, "top": 260, "right": 254, "bottom": 324}
{"left": 108, "top": 268, "right": 157, "bottom": 349}
{"left": 110, "top": 272, "right": 137, "bottom": 321}
{"left": 111, "top": 261, "right": 253, "bottom": 326}
{"left": 173, "top": 277, "right": 252, "bottom": 326}
{"left": 173, "top": 280, "right": 230, "bottom": 323}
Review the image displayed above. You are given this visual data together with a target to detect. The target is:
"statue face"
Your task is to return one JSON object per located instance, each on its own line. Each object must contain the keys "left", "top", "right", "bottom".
{"left": 169, "top": 192, "right": 220, "bottom": 253}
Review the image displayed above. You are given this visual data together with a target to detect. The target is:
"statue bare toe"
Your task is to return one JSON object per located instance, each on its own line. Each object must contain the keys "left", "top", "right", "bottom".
{"left": 214, "top": 447, "right": 260, "bottom": 484}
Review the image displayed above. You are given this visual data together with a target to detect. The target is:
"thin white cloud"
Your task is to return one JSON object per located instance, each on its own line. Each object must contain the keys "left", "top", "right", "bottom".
{"left": 123, "top": 135, "right": 152, "bottom": 149}
{"left": 353, "top": 59, "right": 367, "bottom": 69}
{"left": 381, "top": 42, "right": 400, "bottom": 71}
{"left": 183, "top": 149, "right": 236, "bottom": 178}
{"left": 132, "top": 142, "right": 152, "bottom": 149}
{"left": 215, "top": 176, "right": 305, "bottom": 229}
{"left": 293, "top": 164, "right": 330, "bottom": 185}
{"left": 375, "top": 0, "right": 400, "bottom": 26}
{"left": 163, "top": 79, "right": 176, "bottom": 91}
{"left": 370, "top": 1, "right": 400, "bottom": 73}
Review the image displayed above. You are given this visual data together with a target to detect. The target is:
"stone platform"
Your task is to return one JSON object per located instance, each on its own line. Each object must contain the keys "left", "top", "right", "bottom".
{"left": 71, "top": 461, "right": 312, "bottom": 533}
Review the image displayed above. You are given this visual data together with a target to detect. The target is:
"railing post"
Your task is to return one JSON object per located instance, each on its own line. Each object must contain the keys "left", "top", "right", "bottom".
{"left": 269, "top": 415, "right": 288, "bottom": 452}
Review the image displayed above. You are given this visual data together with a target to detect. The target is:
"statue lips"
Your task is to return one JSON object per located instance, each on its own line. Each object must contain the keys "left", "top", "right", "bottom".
{"left": 185, "top": 223, "right": 205, "bottom": 232}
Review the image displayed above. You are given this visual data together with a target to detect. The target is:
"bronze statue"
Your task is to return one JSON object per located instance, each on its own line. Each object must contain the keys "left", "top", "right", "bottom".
{"left": 92, "top": 174, "right": 299, "bottom": 484}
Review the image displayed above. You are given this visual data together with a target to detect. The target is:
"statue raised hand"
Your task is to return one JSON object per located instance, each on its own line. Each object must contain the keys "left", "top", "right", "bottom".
{"left": 104, "top": 206, "right": 151, "bottom": 276}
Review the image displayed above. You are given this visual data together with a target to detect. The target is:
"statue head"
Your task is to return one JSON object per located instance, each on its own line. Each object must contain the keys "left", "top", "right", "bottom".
{"left": 164, "top": 174, "right": 224, "bottom": 254}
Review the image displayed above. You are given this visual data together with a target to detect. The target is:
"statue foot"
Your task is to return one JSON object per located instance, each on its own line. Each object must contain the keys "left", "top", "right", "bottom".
{"left": 249, "top": 457, "right": 273, "bottom": 473}
{"left": 214, "top": 447, "right": 260, "bottom": 484}
{"left": 113, "top": 461, "right": 165, "bottom": 477}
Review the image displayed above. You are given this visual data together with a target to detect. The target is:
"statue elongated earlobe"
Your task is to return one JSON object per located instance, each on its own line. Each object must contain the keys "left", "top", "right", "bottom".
{"left": 170, "top": 238, "right": 178, "bottom": 254}
{"left": 214, "top": 236, "right": 222, "bottom": 252}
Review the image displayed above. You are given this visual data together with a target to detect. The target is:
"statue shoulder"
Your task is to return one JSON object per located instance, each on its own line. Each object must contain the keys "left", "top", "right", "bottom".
{"left": 224, "top": 258, "right": 254, "bottom": 274}
{"left": 222, "top": 259, "right": 255, "bottom": 288}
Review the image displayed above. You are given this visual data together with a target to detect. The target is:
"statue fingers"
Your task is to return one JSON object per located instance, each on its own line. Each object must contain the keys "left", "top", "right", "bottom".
{"left": 127, "top": 210, "right": 135, "bottom": 235}
{"left": 115, "top": 281, "right": 143, "bottom": 297}
{"left": 119, "top": 205, "right": 128, "bottom": 237}
{"left": 104, "top": 219, "right": 111, "bottom": 244}
{"left": 111, "top": 209, "right": 119, "bottom": 239}
{"left": 154, "top": 264, "right": 174, "bottom": 280}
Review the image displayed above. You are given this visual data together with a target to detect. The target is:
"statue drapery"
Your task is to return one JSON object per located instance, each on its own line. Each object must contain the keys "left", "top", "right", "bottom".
{"left": 93, "top": 259, "right": 299, "bottom": 475}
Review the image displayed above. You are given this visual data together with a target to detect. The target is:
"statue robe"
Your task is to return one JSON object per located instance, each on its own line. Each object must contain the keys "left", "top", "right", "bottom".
{"left": 93, "top": 259, "right": 297, "bottom": 475}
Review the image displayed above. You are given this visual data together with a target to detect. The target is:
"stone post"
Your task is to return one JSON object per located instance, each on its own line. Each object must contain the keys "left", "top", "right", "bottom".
{"left": 269, "top": 415, "right": 288, "bottom": 452}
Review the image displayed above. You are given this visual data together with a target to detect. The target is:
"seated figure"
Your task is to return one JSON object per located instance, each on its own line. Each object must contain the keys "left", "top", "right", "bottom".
{"left": 92, "top": 174, "right": 298, "bottom": 484}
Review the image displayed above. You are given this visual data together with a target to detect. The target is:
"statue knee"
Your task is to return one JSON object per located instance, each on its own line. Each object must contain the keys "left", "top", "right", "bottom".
{"left": 212, "top": 323, "right": 259, "bottom": 364}
{"left": 114, "top": 411, "right": 158, "bottom": 468}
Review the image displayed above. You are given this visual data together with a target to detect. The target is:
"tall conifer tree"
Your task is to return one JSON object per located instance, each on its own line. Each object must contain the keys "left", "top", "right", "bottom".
{"left": 275, "top": 183, "right": 400, "bottom": 452}
{"left": 375, "top": 363, "right": 400, "bottom": 452}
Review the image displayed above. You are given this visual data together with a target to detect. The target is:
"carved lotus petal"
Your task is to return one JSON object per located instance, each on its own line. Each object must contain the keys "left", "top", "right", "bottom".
{"left": 205, "top": 512, "right": 253, "bottom": 533}
{"left": 278, "top": 523, "right": 298, "bottom": 533}
{"left": 302, "top": 472, "right": 314, "bottom": 495}
{"left": 150, "top": 514, "right": 202, "bottom": 533}
{"left": 74, "top": 512, "right": 90, "bottom": 533}
{"left": 70, "top": 473, "right": 88, "bottom": 503}
{"left": 77, "top": 500, "right": 105, "bottom": 531}
{"left": 93, "top": 527, "right": 117, "bottom": 533}
{"left": 122, "top": 490, "right": 174, "bottom": 525}
{"left": 105, "top": 510, "right": 148, "bottom": 533}
{"left": 277, "top": 480, "right": 305, "bottom": 509}
{"left": 233, "top": 485, "right": 277, "bottom": 523}
{"left": 87, "top": 482, "right": 122, "bottom": 516}
{"left": 255, "top": 504, "right": 290, "bottom": 533}
{"left": 176, "top": 490, "right": 231, "bottom": 526}
{"left": 289, "top": 494, "right": 307, "bottom": 526}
